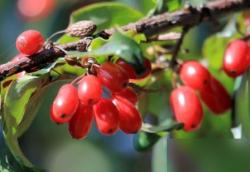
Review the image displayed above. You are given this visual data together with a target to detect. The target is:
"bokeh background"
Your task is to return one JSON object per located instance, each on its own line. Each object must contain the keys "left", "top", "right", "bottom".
{"left": 0, "top": 0, "right": 250, "bottom": 172}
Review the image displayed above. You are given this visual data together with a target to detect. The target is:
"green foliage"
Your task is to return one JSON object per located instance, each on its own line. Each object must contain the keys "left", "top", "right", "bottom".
{"left": 1, "top": 1, "right": 250, "bottom": 171}
{"left": 70, "top": 2, "right": 143, "bottom": 31}
{"left": 147, "top": 0, "right": 182, "bottom": 16}
{"left": 84, "top": 31, "right": 147, "bottom": 74}
{"left": 133, "top": 131, "right": 160, "bottom": 151}
{"left": 203, "top": 35, "right": 230, "bottom": 69}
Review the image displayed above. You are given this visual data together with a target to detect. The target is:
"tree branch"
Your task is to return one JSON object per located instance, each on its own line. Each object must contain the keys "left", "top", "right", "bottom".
{"left": 0, "top": 0, "right": 249, "bottom": 81}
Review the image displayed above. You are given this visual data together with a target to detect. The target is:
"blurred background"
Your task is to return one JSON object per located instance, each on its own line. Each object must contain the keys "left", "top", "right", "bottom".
{"left": 0, "top": 0, "right": 250, "bottom": 172}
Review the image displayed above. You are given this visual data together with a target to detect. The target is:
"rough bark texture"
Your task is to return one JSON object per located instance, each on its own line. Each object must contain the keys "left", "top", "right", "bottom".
{"left": 0, "top": 0, "right": 249, "bottom": 81}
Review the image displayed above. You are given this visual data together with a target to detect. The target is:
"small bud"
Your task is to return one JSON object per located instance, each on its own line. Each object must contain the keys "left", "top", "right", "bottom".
{"left": 66, "top": 20, "right": 97, "bottom": 37}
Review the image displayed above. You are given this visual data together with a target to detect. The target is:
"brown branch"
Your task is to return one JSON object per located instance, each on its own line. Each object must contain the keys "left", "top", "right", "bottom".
{"left": 0, "top": 0, "right": 249, "bottom": 81}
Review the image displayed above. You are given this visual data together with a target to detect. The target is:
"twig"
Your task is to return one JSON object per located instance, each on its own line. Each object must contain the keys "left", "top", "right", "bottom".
{"left": 0, "top": 0, "right": 249, "bottom": 81}
{"left": 170, "top": 27, "right": 189, "bottom": 68}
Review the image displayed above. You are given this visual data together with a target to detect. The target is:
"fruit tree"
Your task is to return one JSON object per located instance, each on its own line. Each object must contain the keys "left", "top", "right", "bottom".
{"left": 0, "top": 0, "right": 250, "bottom": 172}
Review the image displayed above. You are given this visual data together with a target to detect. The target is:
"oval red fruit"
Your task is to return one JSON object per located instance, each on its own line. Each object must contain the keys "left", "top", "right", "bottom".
{"left": 112, "top": 97, "right": 142, "bottom": 133}
{"left": 16, "top": 30, "right": 45, "bottom": 55}
{"left": 170, "top": 86, "right": 203, "bottom": 132}
{"left": 113, "top": 87, "right": 138, "bottom": 105}
{"left": 78, "top": 75, "right": 102, "bottom": 105}
{"left": 223, "top": 39, "right": 250, "bottom": 77}
{"left": 96, "top": 62, "right": 129, "bottom": 92}
{"left": 68, "top": 104, "right": 93, "bottom": 139}
{"left": 180, "top": 61, "right": 211, "bottom": 90}
{"left": 51, "top": 84, "right": 79, "bottom": 123}
{"left": 93, "top": 99, "right": 119, "bottom": 135}
{"left": 116, "top": 59, "right": 137, "bottom": 79}
{"left": 200, "top": 77, "right": 231, "bottom": 114}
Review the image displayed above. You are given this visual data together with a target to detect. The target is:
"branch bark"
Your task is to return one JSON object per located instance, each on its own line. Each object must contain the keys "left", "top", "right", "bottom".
{"left": 0, "top": 0, "right": 249, "bottom": 81}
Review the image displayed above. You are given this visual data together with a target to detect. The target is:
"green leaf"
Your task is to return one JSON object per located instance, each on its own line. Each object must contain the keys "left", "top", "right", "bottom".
{"left": 166, "top": 0, "right": 182, "bottom": 12}
{"left": 84, "top": 32, "right": 146, "bottom": 75}
{"left": 152, "top": 137, "right": 168, "bottom": 172}
{"left": 1, "top": 75, "right": 50, "bottom": 168}
{"left": 88, "top": 37, "right": 107, "bottom": 51}
{"left": 203, "top": 35, "right": 230, "bottom": 70}
{"left": 141, "top": 122, "right": 183, "bottom": 133}
{"left": 3, "top": 75, "right": 49, "bottom": 135}
{"left": 57, "top": 34, "right": 80, "bottom": 44}
{"left": 202, "top": 17, "right": 241, "bottom": 70}
{"left": 70, "top": 2, "right": 143, "bottom": 31}
{"left": 133, "top": 131, "right": 160, "bottom": 152}
{"left": 147, "top": 0, "right": 181, "bottom": 16}
{"left": 236, "top": 70, "right": 250, "bottom": 138}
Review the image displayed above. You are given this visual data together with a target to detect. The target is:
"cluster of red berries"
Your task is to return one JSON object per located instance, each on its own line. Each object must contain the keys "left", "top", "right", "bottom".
{"left": 223, "top": 39, "right": 250, "bottom": 78}
{"left": 170, "top": 61, "right": 231, "bottom": 132}
{"left": 51, "top": 59, "right": 152, "bottom": 139}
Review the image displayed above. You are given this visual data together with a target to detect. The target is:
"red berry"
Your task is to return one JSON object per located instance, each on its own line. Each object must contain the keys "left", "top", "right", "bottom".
{"left": 93, "top": 99, "right": 119, "bottom": 135}
{"left": 170, "top": 86, "right": 203, "bottom": 132}
{"left": 180, "top": 61, "right": 211, "bottom": 90}
{"left": 68, "top": 103, "right": 93, "bottom": 139}
{"left": 113, "top": 87, "right": 138, "bottom": 105}
{"left": 51, "top": 84, "right": 79, "bottom": 123}
{"left": 78, "top": 75, "right": 102, "bottom": 105}
{"left": 96, "top": 62, "right": 129, "bottom": 92}
{"left": 16, "top": 30, "right": 45, "bottom": 55}
{"left": 17, "top": 0, "right": 55, "bottom": 21}
{"left": 116, "top": 59, "right": 137, "bottom": 79}
{"left": 50, "top": 106, "right": 62, "bottom": 124}
{"left": 223, "top": 39, "right": 250, "bottom": 77}
{"left": 136, "top": 59, "right": 152, "bottom": 79}
{"left": 200, "top": 77, "right": 231, "bottom": 114}
{"left": 112, "top": 97, "right": 142, "bottom": 133}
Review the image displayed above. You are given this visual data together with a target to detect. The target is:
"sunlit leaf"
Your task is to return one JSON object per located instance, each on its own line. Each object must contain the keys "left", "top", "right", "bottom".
{"left": 83, "top": 32, "right": 146, "bottom": 74}
{"left": 70, "top": 2, "right": 143, "bottom": 31}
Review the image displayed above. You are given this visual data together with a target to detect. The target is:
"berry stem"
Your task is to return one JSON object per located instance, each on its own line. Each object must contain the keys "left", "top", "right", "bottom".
{"left": 170, "top": 26, "right": 189, "bottom": 69}
{"left": 0, "top": 0, "right": 250, "bottom": 80}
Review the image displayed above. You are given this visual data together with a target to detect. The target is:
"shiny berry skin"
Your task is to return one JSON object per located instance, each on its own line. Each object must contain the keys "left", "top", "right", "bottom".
{"left": 78, "top": 75, "right": 102, "bottom": 105}
{"left": 180, "top": 61, "right": 211, "bottom": 90}
{"left": 136, "top": 59, "right": 152, "bottom": 79}
{"left": 200, "top": 77, "right": 231, "bottom": 114}
{"left": 68, "top": 104, "right": 93, "bottom": 139}
{"left": 170, "top": 86, "right": 203, "bottom": 132}
{"left": 51, "top": 84, "right": 79, "bottom": 123}
{"left": 16, "top": 30, "right": 45, "bottom": 55}
{"left": 93, "top": 99, "right": 119, "bottom": 135}
{"left": 113, "top": 87, "right": 138, "bottom": 105}
{"left": 116, "top": 59, "right": 137, "bottom": 79}
{"left": 223, "top": 40, "right": 250, "bottom": 78}
{"left": 96, "top": 62, "right": 129, "bottom": 92}
{"left": 112, "top": 97, "right": 142, "bottom": 133}
{"left": 50, "top": 106, "right": 63, "bottom": 124}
